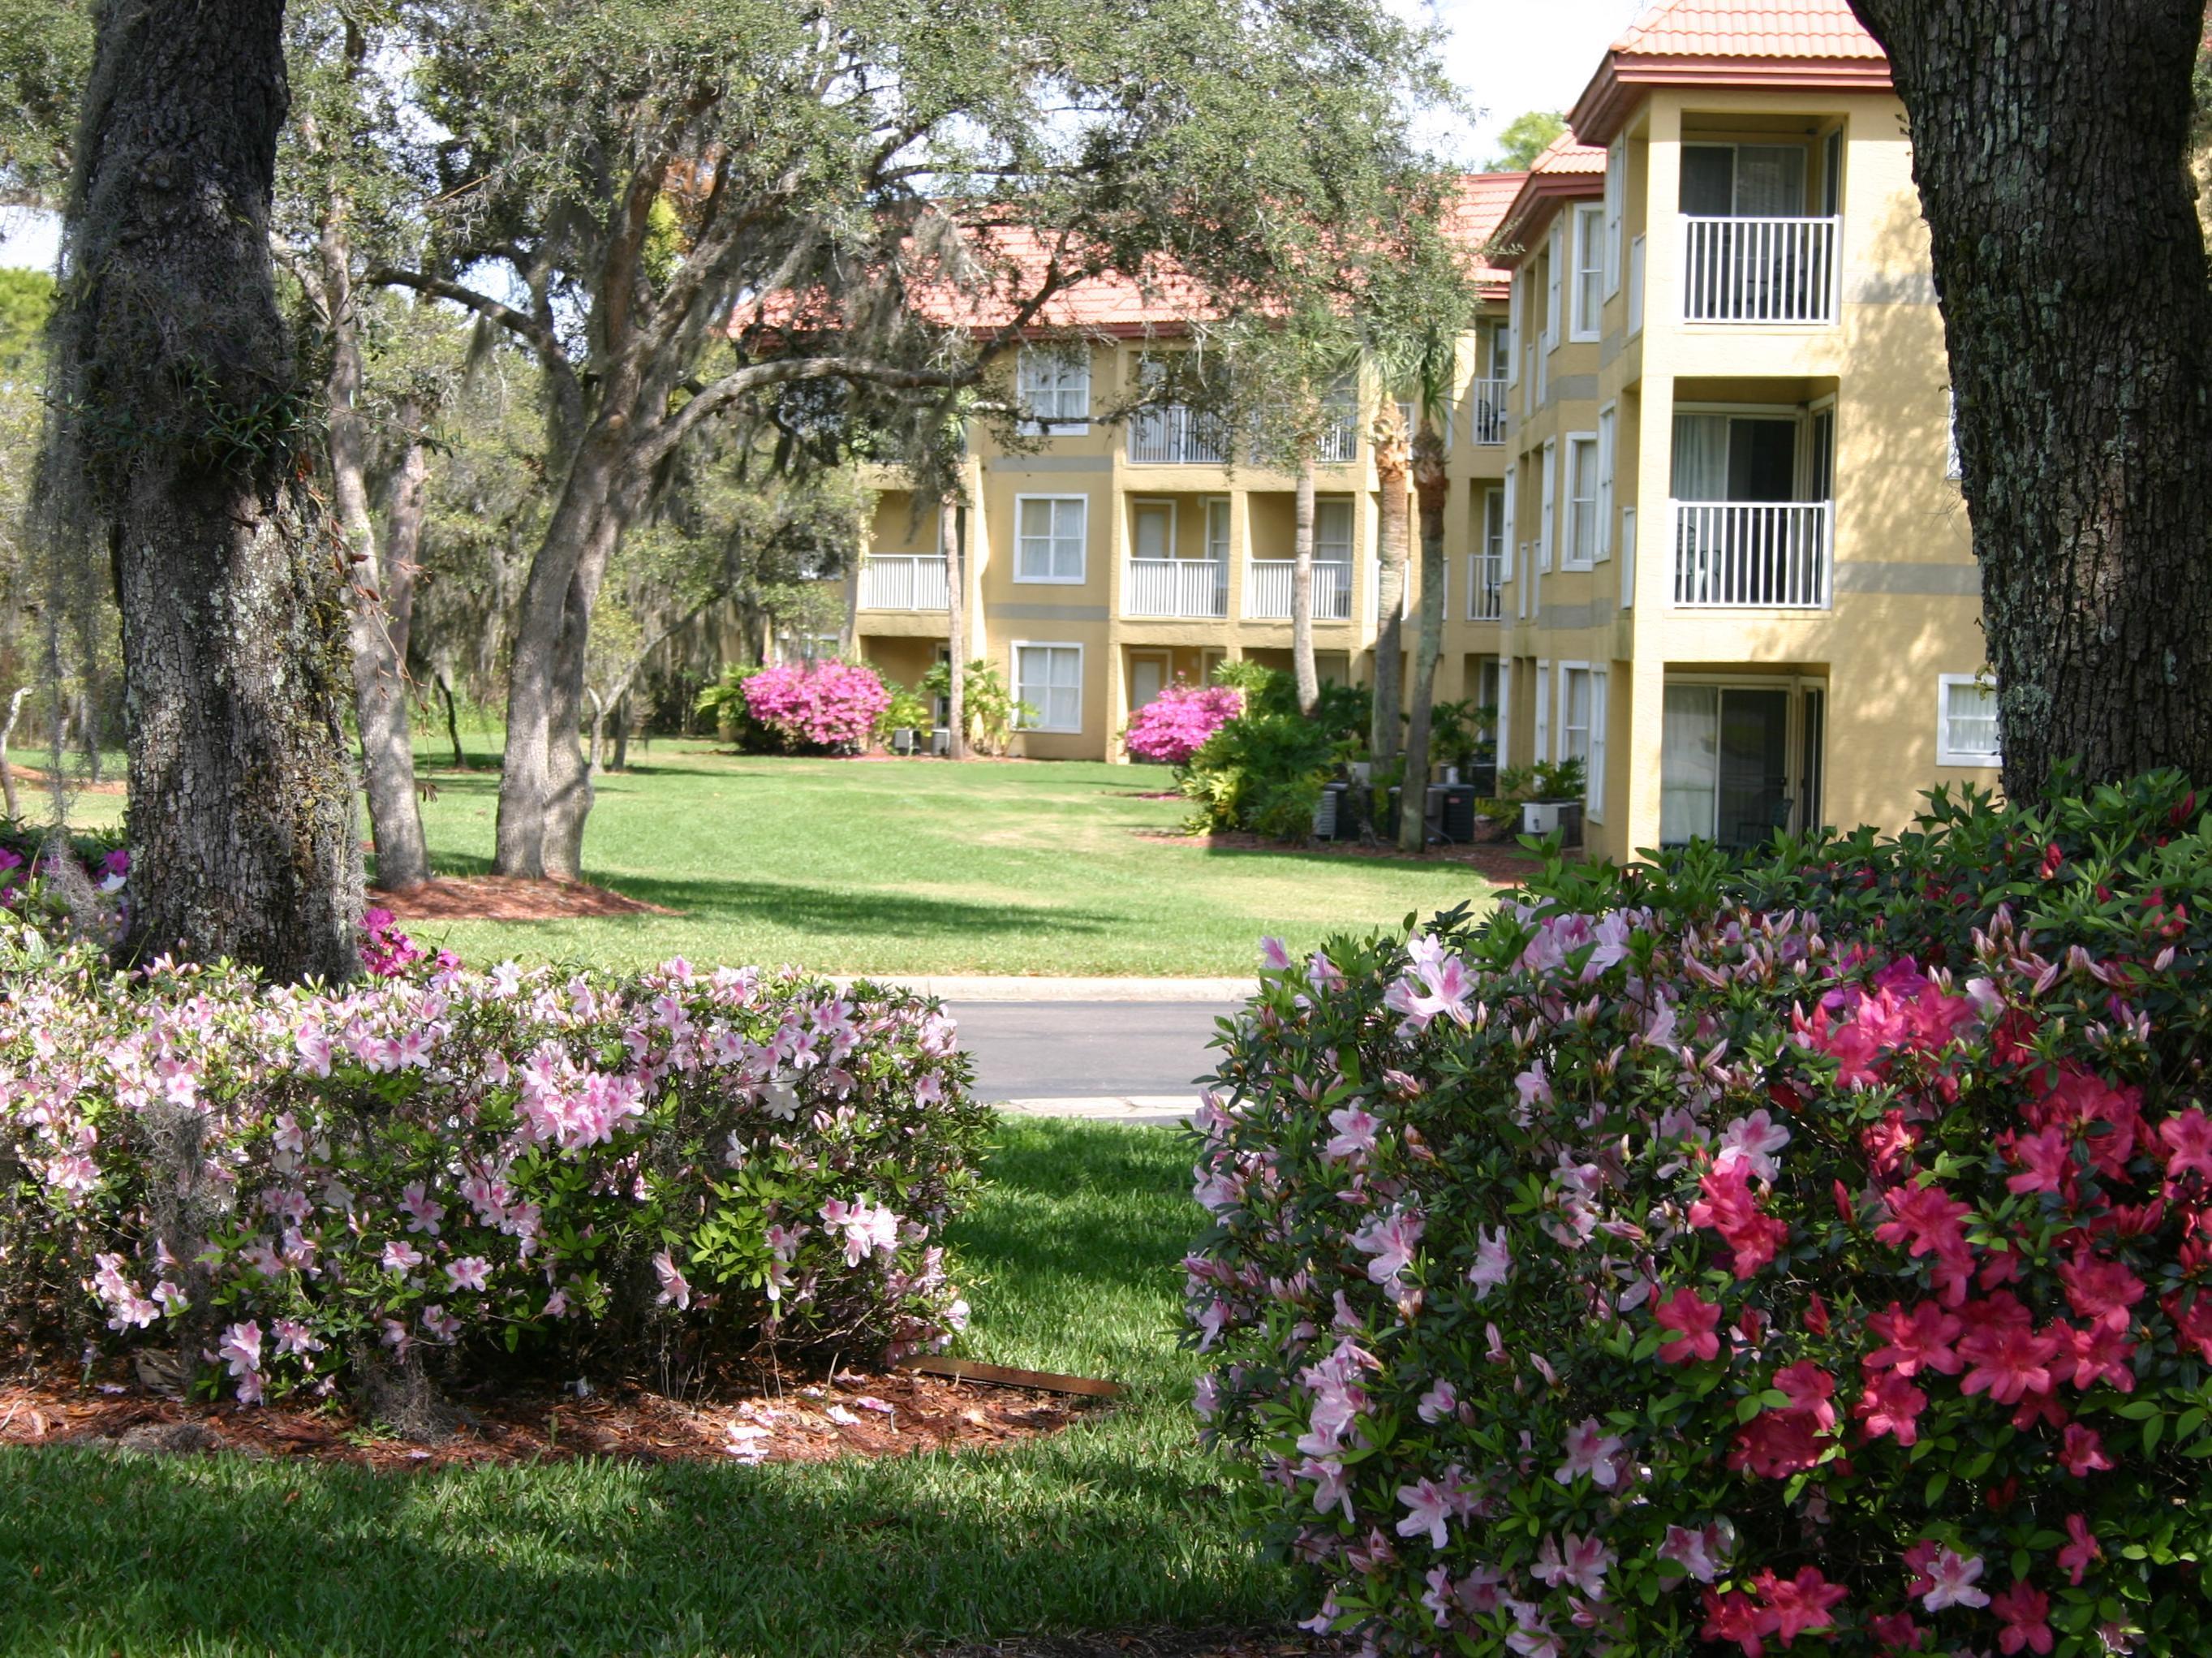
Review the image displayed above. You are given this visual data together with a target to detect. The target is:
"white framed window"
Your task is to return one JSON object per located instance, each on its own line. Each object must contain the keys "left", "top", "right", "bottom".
{"left": 1539, "top": 439, "right": 1556, "bottom": 572}
{"left": 1014, "top": 494, "right": 1087, "bottom": 584}
{"left": 1495, "top": 664, "right": 1513, "bottom": 770}
{"left": 1017, "top": 345, "right": 1091, "bottom": 430}
{"left": 1534, "top": 658, "right": 1551, "bottom": 762}
{"left": 1564, "top": 433, "right": 1599, "bottom": 570}
{"left": 1628, "top": 234, "right": 1646, "bottom": 336}
{"left": 1603, "top": 140, "right": 1625, "bottom": 295}
{"left": 1500, "top": 472, "right": 1517, "bottom": 581}
{"left": 1316, "top": 498, "right": 1353, "bottom": 565}
{"left": 1589, "top": 667, "right": 1608, "bottom": 820}
{"left": 1620, "top": 505, "right": 1637, "bottom": 609}
{"left": 1937, "top": 674, "right": 2001, "bottom": 766}
{"left": 1595, "top": 405, "right": 1616, "bottom": 562}
{"left": 1544, "top": 222, "right": 1563, "bottom": 351}
{"left": 1204, "top": 497, "right": 1232, "bottom": 563}
{"left": 1572, "top": 202, "right": 1604, "bottom": 340}
{"left": 1013, "top": 643, "right": 1084, "bottom": 733}
{"left": 1507, "top": 273, "right": 1525, "bottom": 384}
{"left": 1130, "top": 498, "right": 1176, "bottom": 561}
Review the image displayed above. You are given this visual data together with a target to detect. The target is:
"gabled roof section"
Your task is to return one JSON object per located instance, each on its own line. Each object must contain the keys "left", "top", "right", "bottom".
{"left": 1492, "top": 136, "right": 1607, "bottom": 268}
{"left": 1569, "top": 0, "right": 1891, "bottom": 148}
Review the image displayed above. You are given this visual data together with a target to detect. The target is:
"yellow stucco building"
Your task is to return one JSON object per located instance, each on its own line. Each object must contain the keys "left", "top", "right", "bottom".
{"left": 850, "top": 0, "right": 2001, "bottom": 863}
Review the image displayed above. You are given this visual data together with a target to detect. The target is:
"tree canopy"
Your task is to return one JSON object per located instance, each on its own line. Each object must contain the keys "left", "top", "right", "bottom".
{"left": 1487, "top": 109, "right": 1564, "bottom": 170}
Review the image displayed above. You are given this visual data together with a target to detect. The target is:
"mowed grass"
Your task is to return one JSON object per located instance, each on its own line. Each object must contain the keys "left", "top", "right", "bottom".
{"left": 402, "top": 743, "right": 1491, "bottom": 975}
{"left": 0, "top": 1120, "right": 1290, "bottom": 1656}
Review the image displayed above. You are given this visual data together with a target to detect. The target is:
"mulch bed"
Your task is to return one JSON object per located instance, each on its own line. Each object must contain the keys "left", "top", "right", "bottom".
{"left": 932, "top": 1629, "right": 1346, "bottom": 1657}
{"left": 1132, "top": 829, "right": 1544, "bottom": 885}
{"left": 371, "top": 875, "right": 678, "bottom": 922}
{"left": 0, "top": 1364, "right": 1094, "bottom": 1471}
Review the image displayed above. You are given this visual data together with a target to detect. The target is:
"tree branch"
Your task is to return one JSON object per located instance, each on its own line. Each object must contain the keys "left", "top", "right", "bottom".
{"left": 368, "top": 266, "right": 561, "bottom": 357}
{"left": 638, "top": 353, "right": 978, "bottom": 472}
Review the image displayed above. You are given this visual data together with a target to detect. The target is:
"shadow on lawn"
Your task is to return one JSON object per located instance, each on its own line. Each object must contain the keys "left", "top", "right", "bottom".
{"left": 577, "top": 876, "right": 1125, "bottom": 943}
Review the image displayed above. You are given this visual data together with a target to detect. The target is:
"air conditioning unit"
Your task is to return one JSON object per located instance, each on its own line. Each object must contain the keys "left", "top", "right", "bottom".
{"left": 930, "top": 727, "right": 951, "bottom": 756}
{"left": 1521, "top": 802, "right": 1564, "bottom": 837}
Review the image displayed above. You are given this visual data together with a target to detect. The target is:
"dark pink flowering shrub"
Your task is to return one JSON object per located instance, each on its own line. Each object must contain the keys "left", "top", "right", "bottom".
{"left": 1190, "top": 775, "right": 2212, "bottom": 1656}
{"left": 1, "top": 933, "right": 991, "bottom": 1403}
{"left": 740, "top": 660, "right": 892, "bottom": 754}
{"left": 1125, "top": 681, "right": 1242, "bottom": 767}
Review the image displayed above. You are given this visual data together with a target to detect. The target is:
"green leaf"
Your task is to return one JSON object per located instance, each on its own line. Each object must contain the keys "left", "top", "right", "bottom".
{"left": 1924, "top": 1470, "right": 1950, "bottom": 1505}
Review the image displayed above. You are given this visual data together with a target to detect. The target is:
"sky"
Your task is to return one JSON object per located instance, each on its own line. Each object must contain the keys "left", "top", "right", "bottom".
{"left": 0, "top": 1, "right": 1647, "bottom": 269}
{"left": 1413, "top": 0, "right": 1650, "bottom": 164}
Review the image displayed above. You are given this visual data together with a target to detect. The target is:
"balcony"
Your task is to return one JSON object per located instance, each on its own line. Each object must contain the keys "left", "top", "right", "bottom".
{"left": 1671, "top": 501, "right": 1831, "bottom": 609}
{"left": 1466, "top": 549, "right": 1504, "bottom": 621}
{"left": 1246, "top": 559, "right": 1351, "bottom": 622}
{"left": 1466, "top": 377, "right": 1507, "bottom": 446}
{"left": 858, "top": 553, "right": 949, "bottom": 611}
{"left": 1125, "top": 558, "right": 1227, "bottom": 619}
{"left": 1127, "top": 405, "right": 1229, "bottom": 465}
{"left": 1681, "top": 215, "right": 1839, "bottom": 325}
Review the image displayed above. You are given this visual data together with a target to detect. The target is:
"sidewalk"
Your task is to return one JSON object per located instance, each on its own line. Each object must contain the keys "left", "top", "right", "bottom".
{"left": 994, "top": 1096, "right": 1196, "bottom": 1129}
{"left": 831, "top": 975, "right": 1256, "bottom": 1004}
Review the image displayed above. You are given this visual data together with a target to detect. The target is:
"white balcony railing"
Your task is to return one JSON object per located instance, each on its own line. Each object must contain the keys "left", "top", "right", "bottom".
{"left": 1246, "top": 559, "right": 1352, "bottom": 622}
{"left": 859, "top": 553, "right": 949, "bottom": 611}
{"left": 1682, "top": 215, "right": 1840, "bottom": 325}
{"left": 1125, "top": 558, "right": 1228, "bottom": 618}
{"left": 1466, "top": 377, "right": 1507, "bottom": 446}
{"left": 1672, "top": 501, "right": 1832, "bottom": 609}
{"left": 1127, "top": 405, "right": 1229, "bottom": 465}
{"left": 1316, "top": 415, "right": 1358, "bottom": 464}
{"left": 1466, "top": 550, "right": 1504, "bottom": 621}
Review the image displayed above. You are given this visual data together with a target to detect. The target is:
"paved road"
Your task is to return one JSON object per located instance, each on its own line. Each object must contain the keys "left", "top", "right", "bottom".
{"left": 951, "top": 1000, "right": 1238, "bottom": 1118}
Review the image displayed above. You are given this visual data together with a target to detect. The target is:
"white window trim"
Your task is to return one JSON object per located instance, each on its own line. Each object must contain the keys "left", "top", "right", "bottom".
{"left": 1203, "top": 496, "right": 1233, "bottom": 563}
{"left": 1016, "top": 344, "right": 1091, "bottom": 434}
{"left": 1603, "top": 140, "right": 1625, "bottom": 297}
{"left": 1534, "top": 658, "right": 1551, "bottom": 764}
{"left": 1627, "top": 233, "right": 1646, "bottom": 338}
{"left": 1539, "top": 439, "right": 1557, "bottom": 573}
{"left": 1561, "top": 430, "right": 1599, "bottom": 571}
{"left": 1620, "top": 505, "right": 1637, "bottom": 609}
{"left": 1589, "top": 666, "right": 1608, "bottom": 821}
{"left": 1012, "top": 493, "right": 1089, "bottom": 585}
{"left": 1129, "top": 497, "right": 1178, "bottom": 562}
{"left": 1495, "top": 665, "right": 1513, "bottom": 772}
{"left": 1500, "top": 472, "right": 1517, "bottom": 582}
{"left": 1507, "top": 274, "right": 1525, "bottom": 384}
{"left": 1936, "top": 673, "right": 2002, "bottom": 768}
{"left": 1544, "top": 222, "right": 1563, "bottom": 353}
{"left": 1596, "top": 404, "right": 1616, "bottom": 565}
{"left": 1571, "top": 202, "right": 1604, "bottom": 342}
{"left": 1012, "top": 640, "right": 1086, "bottom": 734}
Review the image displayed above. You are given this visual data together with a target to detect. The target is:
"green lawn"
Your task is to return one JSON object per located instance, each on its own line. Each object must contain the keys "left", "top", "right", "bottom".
{"left": 0, "top": 1120, "right": 1290, "bottom": 1656}
{"left": 402, "top": 743, "right": 1494, "bottom": 975}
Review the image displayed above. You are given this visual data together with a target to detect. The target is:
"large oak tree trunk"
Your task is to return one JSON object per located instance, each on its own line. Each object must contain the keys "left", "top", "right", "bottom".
{"left": 1398, "top": 436, "right": 1448, "bottom": 851}
{"left": 1849, "top": 0, "right": 2212, "bottom": 793}
{"left": 1291, "top": 454, "right": 1319, "bottom": 717}
{"left": 58, "top": 0, "right": 361, "bottom": 980}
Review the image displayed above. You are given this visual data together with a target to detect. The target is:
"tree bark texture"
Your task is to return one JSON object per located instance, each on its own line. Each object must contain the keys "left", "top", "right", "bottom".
{"left": 1398, "top": 437, "right": 1448, "bottom": 851}
{"left": 59, "top": 0, "right": 361, "bottom": 980}
{"left": 941, "top": 494, "right": 968, "bottom": 760}
{"left": 1849, "top": 0, "right": 2212, "bottom": 795}
{"left": 1370, "top": 412, "right": 1409, "bottom": 769}
{"left": 1292, "top": 454, "right": 1319, "bottom": 718}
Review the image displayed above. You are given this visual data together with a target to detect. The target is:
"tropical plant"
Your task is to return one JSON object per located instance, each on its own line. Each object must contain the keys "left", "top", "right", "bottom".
{"left": 921, "top": 659, "right": 1030, "bottom": 757}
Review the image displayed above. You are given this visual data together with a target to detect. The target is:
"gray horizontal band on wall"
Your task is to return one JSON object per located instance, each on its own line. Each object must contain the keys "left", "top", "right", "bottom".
{"left": 993, "top": 603, "right": 1111, "bottom": 621}
{"left": 1549, "top": 373, "right": 1599, "bottom": 403}
{"left": 1533, "top": 601, "right": 1607, "bottom": 631}
{"left": 1844, "top": 270, "right": 1939, "bottom": 305}
{"left": 992, "top": 454, "right": 1114, "bottom": 473}
{"left": 1833, "top": 561, "right": 1980, "bottom": 596}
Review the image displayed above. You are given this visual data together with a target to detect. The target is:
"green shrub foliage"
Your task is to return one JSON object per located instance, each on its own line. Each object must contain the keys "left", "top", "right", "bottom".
{"left": 1190, "top": 775, "right": 2212, "bottom": 1656}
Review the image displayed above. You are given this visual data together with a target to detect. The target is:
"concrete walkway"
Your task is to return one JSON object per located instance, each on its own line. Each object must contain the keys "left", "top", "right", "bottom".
{"left": 830, "top": 980, "right": 1259, "bottom": 1128}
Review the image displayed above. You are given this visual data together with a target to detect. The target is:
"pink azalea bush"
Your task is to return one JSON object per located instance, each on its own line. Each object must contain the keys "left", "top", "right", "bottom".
{"left": 1124, "top": 681, "right": 1242, "bottom": 768}
{"left": 1190, "top": 775, "right": 2212, "bottom": 1656}
{"left": 740, "top": 660, "right": 892, "bottom": 755}
{"left": 1, "top": 926, "right": 991, "bottom": 1403}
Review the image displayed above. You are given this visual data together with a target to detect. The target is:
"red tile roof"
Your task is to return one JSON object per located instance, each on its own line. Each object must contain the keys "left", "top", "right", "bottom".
{"left": 1569, "top": 0, "right": 1891, "bottom": 147}
{"left": 751, "top": 179, "right": 1530, "bottom": 337}
{"left": 1491, "top": 136, "right": 1607, "bottom": 263}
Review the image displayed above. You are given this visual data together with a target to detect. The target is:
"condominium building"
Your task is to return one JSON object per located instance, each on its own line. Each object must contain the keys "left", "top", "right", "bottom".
{"left": 850, "top": 0, "right": 1997, "bottom": 863}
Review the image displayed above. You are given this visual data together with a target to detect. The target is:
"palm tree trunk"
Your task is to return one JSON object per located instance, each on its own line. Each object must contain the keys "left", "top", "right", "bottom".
{"left": 940, "top": 494, "right": 967, "bottom": 760}
{"left": 1371, "top": 410, "right": 1410, "bottom": 767}
{"left": 1399, "top": 433, "right": 1449, "bottom": 851}
{"left": 1292, "top": 453, "right": 1319, "bottom": 717}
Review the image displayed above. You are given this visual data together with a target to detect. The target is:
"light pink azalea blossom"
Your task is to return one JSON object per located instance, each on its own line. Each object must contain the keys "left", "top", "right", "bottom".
{"left": 1922, "top": 1548, "right": 1990, "bottom": 1612}
{"left": 1555, "top": 1417, "right": 1626, "bottom": 1489}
